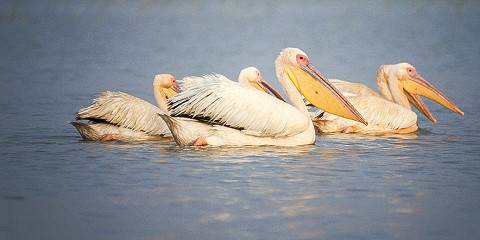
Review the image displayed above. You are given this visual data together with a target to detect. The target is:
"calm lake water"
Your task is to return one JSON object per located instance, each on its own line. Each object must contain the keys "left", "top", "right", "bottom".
{"left": 1, "top": 1, "right": 480, "bottom": 239}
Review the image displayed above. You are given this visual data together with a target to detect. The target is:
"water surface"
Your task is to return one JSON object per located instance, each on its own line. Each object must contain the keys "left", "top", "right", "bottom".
{"left": 1, "top": 1, "right": 480, "bottom": 239}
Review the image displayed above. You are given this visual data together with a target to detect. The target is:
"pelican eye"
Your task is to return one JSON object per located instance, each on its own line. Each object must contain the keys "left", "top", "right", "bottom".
{"left": 296, "top": 54, "right": 309, "bottom": 65}
{"left": 406, "top": 67, "right": 416, "bottom": 77}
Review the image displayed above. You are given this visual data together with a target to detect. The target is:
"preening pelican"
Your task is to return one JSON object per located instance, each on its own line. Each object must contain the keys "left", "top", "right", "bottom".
{"left": 71, "top": 68, "right": 282, "bottom": 141}
{"left": 160, "top": 48, "right": 367, "bottom": 146}
{"left": 313, "top": 63, "right": 464, "bottom": 134}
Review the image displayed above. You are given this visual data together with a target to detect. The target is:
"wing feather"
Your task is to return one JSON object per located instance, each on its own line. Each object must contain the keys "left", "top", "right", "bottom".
{"left": 77, "top": 91, "right": 170, "bottom": 136}
{"left": 329, "top": 79, "right": 380, "bottom": 97}
{"left": 318, "top": 95, "right": 417, "bottom": 132}
{"left": 169, "top": 74, "right": 309, "bottom": 137}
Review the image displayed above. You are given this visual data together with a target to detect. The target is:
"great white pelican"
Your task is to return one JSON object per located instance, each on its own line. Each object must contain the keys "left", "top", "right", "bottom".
{"left": 70, "top": 74, "right": 178, "bottom": 141}
{"left": 312, "top": 63, "right": 464, "bottom": 134}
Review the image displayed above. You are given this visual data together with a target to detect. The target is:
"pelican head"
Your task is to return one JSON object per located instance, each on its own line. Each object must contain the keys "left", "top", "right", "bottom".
{"left": 378, "top": 63, "right": 464, "bottom": 123}
{"left": 238, "top": 67, "right": 286, "bottom": 102}
{"left": 153, "top": 74, "right": 179, "bottom": 112}
{"left": 275, "top": 48, "right": 368, "bottom": 125}
{"left": 153, "top": 74, "right": 179, "bottom": 99}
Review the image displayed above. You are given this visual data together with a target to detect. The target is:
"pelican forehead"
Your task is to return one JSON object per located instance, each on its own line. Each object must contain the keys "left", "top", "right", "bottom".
{"left": 390, "top": 63, "right": 415, "bottom": 78}
{"left": 278, "top": 48, "right": 309, "bottom": 65}
{"left": 238, "top": 67, "right": 262, "bottom": 86}
{"left": 153, "top": 74, "right": 176, "bottom": 87}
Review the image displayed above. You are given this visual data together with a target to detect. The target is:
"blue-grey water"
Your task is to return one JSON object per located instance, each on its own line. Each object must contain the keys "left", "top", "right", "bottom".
{"left": 1, "top": 1, "right": 480, "bottom": 239}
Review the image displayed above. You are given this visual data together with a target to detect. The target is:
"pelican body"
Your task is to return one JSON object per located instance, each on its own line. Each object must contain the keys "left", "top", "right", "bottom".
{"left": 161, "top": 48, "right": 366, "bottom": 146}
{"left": 71, "top": 74, "right": 178, "bottom": 141}
{"left": 313, "top": 63, "right": 464, "bottom": 134}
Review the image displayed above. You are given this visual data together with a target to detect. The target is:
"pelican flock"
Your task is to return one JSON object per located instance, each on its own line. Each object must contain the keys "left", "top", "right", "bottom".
{"left": 71, "top": 48, "right": 464, "bottom": 146}
{"left": 71, "top": 67, "right": 283, "bottom": 141}
{"left": 160, "top": 48, "right": 366, "bottom": 146}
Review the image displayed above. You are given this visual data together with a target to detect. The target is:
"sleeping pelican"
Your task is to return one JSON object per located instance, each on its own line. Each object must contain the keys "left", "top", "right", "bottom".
{"left": 312, "top": 63, "right": 464, "bottom": 134}
{"left": 160, "top": 48, "right": 367, "bottom": 146}
{"left": 71, "top": 68, "right": 282, "bottom": 141}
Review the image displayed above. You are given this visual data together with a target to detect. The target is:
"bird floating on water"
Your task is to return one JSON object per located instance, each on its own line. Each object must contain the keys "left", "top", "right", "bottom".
{"left": 311, "top": 63, "right": 464, "bottom": 134}
{"left": 71, "top": 74, "right": 179, "bottom": 141}
{"left": 71, "top": 67, "right": 283, "bottom": 141}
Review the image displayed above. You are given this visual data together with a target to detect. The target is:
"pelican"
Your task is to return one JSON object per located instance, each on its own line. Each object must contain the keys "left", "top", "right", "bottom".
{"left": 71, "top": 68, "right": 282, "bottom": 141}
{"left": 312, "top": 63, "right": 464, "bottom": 134}
{"left": 70, "top": 74, "right": 179, "bottom": 141}
{"left": 238, "top": 67, "right": 286, "bottom": 102}
{"left": 160, "top": 48, "right": 367, "bottom": 146}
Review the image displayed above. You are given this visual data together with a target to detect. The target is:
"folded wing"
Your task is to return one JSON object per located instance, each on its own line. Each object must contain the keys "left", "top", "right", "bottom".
{"left": 169, "top": 74, "right": 310, "bottom": 137}
{"left": 329, "top": 79, "right": 380, "bottom": 97}
{"left": 318, "top": 95, "right": 417, "bottom": 131}
{"left": 76, "top": 91, "right": 170, "bottom": 136}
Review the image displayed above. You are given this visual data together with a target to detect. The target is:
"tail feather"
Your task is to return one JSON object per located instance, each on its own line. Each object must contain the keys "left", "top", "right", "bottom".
{"left": 158, "top": 114, "right": 212, "bottom": 147}
{"left": 158, "top": 114, "right": 185, "bottom": 147}
{"left": 69, "top": 121, "right": 101, "bottom": 140}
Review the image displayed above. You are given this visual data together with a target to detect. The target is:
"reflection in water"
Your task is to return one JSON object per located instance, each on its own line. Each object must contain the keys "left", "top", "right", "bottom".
{"left": 199, "top": 212, "right": 234, "bottom": 224}
{"left": 320, "top": 132, "right": 419, "bottom": 141}
{"left": 279, "top": 194, "right": 324, "bottom": 217}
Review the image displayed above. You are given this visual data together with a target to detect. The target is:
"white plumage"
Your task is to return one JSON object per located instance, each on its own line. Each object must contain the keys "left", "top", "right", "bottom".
{"left": 169, "top": 74, "right": 309, "bottom": 138}
{"left": 161, "top": 48, "right": 366, "bottom": 146}
{"left": 311, "top": 61, "right": 465, "bottom": 134}
{"left": 71, "top": 68, "right": 285, "bottom": 141}
{"left": 329, "top": 79, "right": 380, "bottom": 97}
{"left": 71, "top": 74, "right": 177, "bottom": 140}
{"left": 76, "top": 91, "right": 171, "bottom": 136}
{"left": 313, "top": 91, "right": 417, "bottom": 133}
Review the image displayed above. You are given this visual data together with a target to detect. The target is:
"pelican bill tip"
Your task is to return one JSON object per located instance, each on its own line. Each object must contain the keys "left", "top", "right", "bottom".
{"left": 361, "top": 119, "right": 369, "bottom": 126}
